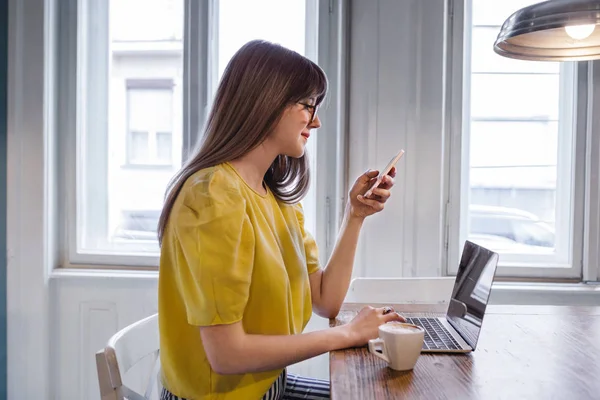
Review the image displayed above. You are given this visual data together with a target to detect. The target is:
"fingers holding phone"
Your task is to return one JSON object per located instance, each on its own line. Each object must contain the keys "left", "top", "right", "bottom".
{"left": 364, "top": 170, "right": 394, "bottom": 199}
{"left": 364, "top": 183, "right": 393, "bottom": 205}
{"left": 349, "top": 149, "right": 404, "bottom": 218}
{"left": 364, "top": 150, "right": 404, "bottom": 199}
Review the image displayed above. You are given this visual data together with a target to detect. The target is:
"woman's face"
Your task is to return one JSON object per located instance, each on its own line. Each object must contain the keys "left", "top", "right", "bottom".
{"left": 267, "top": 97, "right": 321, "bottom": 158}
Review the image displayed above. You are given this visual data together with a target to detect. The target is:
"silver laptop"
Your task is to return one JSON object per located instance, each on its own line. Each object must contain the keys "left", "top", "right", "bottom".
{"left": 405, "top": 240, "right": 499, "bottom": 353}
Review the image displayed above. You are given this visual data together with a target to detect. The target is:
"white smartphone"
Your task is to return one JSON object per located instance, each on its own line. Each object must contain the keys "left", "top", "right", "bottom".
{"left": 364, "top": 149, "right": 405, "bottom": 198}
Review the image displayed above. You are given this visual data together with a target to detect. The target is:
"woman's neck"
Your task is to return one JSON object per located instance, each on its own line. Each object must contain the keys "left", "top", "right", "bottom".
{"left": 229, "top": 145, "right": 276, "bottom": 194}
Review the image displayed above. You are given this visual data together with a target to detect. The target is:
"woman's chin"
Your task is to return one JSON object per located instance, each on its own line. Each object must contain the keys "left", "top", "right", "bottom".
{"left": 289, "top": 150, "right": 305, "bottom": 159}
{"left": 282, "top": 144, "right": 306, "bottom": 159}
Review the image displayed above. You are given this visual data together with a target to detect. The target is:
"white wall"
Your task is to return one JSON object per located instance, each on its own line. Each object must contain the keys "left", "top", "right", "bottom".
{"left": 7, "top": 0, "right": 51, "bottom": 398}
{"left": 51, "top": 274, "right": 159, "bottom": 399}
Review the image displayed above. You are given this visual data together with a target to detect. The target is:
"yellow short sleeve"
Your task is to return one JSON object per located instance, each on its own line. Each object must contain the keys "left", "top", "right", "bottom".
{"left": 294, "top": 203, "right": 321, "bottom": 275}
{"left": 172, "top": 171, "right": 255, "bottom": 326}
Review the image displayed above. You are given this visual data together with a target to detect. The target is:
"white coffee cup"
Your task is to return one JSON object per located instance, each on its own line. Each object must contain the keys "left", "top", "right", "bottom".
{"left": 368, "top": 322, "right": 425, "bottom": 371}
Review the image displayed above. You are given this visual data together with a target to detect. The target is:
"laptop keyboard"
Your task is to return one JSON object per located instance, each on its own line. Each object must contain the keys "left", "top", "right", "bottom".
{"left": 405, "top": 317, "right": 461, "bottom": 351}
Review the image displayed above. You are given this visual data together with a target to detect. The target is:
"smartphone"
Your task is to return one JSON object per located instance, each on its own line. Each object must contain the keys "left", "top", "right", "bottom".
{"left": 364, "top": 149, "right": 405, "bottom": 198}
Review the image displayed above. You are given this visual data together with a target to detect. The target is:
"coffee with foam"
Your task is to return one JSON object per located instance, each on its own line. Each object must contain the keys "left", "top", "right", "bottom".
{"left": 369, "top": 321, "right": 425, "bottom": 371}
{"left": 380, "top": 323, "right": 422, "bottom": 334}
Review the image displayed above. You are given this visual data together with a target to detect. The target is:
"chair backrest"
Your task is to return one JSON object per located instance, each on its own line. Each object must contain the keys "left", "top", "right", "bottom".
{"left": 345, "top": 277, "right": 456, "bottom": 304}
{"left": 96, "top": 313, "right": 161, "bottom": 400}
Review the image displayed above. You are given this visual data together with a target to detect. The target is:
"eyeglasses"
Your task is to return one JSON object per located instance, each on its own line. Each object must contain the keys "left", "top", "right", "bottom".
{"left": 298, "top": 102, "right": 318, "bottom": 124}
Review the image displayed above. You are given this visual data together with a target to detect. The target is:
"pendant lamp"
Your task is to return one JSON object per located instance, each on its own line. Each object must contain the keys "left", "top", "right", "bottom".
{"left": 494, "top": 0, "right": 600, "bottom": 61}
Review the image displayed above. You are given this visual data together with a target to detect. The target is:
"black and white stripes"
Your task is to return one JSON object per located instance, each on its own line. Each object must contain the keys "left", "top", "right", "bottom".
{"left": 279, "top": 371, "right": 330, "bottom": 399}
{"left": 160, "top": 369, "right": 330, "bottom": 400}
{"left": 262, "top": 368, "right": 287, "bottom": 399}
{"left": 263, "top": 369, "right": 330, "bottom": 400}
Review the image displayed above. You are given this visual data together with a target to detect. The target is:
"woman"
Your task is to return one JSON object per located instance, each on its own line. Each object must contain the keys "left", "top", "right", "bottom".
{"left": 157, "top": 40, "right": 404, "bottom": 400}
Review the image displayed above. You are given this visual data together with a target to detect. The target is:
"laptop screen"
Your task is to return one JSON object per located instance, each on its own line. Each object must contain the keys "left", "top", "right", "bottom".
{"left": 446, "top": 241, "right": 499, "bottom": 350}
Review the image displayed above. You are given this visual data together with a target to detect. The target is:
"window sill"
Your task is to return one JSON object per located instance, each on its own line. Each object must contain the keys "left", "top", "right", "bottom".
{"left": 50, "top": 267, "right": 159, "bottom": 281}
{"left": 120, "top": 164, "right": 174, "bottom": 171}
{"left": 489, "top": 281, "right": 600, "bottom": 306}
{"left": 49, "top": 268, "right": 600, "bottom": 306}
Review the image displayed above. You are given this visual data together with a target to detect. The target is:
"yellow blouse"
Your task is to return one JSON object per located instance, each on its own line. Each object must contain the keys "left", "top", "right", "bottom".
{"left": 158, "top": 162, "right": 320, "bottom": 399}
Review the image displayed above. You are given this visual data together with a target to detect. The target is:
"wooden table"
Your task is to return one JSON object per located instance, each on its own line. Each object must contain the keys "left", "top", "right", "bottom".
{"left": 329, "top": 304, "right": 600, "bottom": 400}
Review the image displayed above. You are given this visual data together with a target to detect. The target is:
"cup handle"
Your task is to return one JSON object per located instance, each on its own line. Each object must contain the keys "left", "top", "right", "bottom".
{"left": 368, "top": 338, "right": 390, "bottom": 363}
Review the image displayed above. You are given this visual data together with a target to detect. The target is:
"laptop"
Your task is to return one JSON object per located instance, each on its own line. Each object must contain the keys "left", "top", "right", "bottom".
{"left": 405, "top": 240, "right": 499, "bottom": 353}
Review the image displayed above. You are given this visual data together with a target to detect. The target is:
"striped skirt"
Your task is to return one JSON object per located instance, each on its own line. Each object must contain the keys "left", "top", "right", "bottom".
{"left": 263, "top": 369, "right": 330, "bottom": 399}
{"left": 160, "top": 369, "right": 330, "bottom": 399}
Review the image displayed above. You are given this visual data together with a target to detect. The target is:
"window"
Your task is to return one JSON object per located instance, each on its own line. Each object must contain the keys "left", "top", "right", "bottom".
{"left": 126, "top": 82, "right": 175, "bottom": 167}
{"left": 455, "top": 0, "right": 581, "bottom": 278}
{"left": 63, "top": 0, "right": 320, "bottom": 266}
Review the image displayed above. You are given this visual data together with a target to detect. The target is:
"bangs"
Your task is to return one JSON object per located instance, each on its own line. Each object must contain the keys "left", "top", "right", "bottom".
{"left": 289, "top": 57, "right": 328, "bottom": 106}
{"left": 307, "top": 61, "right": 328, "bottom": 105}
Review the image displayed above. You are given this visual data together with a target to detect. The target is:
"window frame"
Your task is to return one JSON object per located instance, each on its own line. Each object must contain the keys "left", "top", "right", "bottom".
{"left": 581, "top": 60, "right": 600, "bottom": 283}
{"left": 59, "top": 0, "right": 344, "bottom": 268}
{"left": 446, "top": 0, "right": 589, "bottom": 280}
{"left": 60, "top": 0, "right": 183, "bottom": 267}
{"left": 313, "top": 0, "right": 350, "bottom": 262}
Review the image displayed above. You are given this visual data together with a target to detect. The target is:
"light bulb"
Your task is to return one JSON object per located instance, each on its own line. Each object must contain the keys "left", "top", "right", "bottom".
{"left": 565, "top": 24, "right": 595, "bottom": 40}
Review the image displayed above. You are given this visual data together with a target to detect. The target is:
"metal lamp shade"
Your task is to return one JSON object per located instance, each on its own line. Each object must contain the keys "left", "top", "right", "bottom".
{"left": 494, "top": 0, "right": 600, "bottom": 61}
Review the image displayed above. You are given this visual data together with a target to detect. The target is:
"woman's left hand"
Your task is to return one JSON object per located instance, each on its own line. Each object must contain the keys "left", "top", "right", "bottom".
{"left": 347, "top": 167, "right": 396, "bottom": 219}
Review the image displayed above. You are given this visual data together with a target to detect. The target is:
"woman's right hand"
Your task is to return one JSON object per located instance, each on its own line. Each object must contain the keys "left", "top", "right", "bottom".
{"left": 343, "top": 306, "right": 406, "bottom": 347}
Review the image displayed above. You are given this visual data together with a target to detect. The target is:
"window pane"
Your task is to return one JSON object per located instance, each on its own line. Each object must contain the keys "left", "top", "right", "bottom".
{"left": 463, "top": 0, "right": 575, "bottom": 266}
{"left": 472, "top": 0, "right": 542, "bottom": 26}
{"left": 79, "top": 0, "right": 184, "bottom": 255}
{"left": 127, "top": 87, "right": 174, "bottom": 166}
{"left": 108, "top": 2, "right": 182, "bottom": 251}
{"left": 471, "top": 74, "right": 560, "bottom": 120}
{"left": 471, "top": 27, "right": 559, "bottom": 74}
{"left": 469, "top": 121, "right": 558, "bottom": 169}
{"left": 156, "top": 132, "right": 173, "bottom": 164}
{"left": 218, "top": 0, "right": 307, "bottom": 79}
{"left": 111, "top": 0, "right": 183, "bottom": 42}
{"left": 128, "top": 87, "right": 174, "bottom": 132}
{"left": 129, "top": 131, "right": 149, "bottom": 163}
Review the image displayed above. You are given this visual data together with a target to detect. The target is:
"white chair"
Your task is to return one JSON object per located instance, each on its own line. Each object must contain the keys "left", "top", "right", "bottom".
{"left": 96, "top": 313, "right": 162, "bottom": 400}
{"left": 344, "top": 277, "right": 455, "bottom": 304}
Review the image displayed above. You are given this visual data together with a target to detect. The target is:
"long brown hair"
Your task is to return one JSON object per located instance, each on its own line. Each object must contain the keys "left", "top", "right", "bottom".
{"left": 157, "top": 40, "right": 328, "bottom": 244}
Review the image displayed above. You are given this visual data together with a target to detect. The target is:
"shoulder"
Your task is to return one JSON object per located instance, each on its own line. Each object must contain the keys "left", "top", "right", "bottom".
{"left": 183, "top": 163, "right": 240, "bottom": 197}
{"left": 291, "top": 202, "right": 306, "bottom": 224}
{"left": 176, "top": 163, "right": 246, "bottom": 222}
